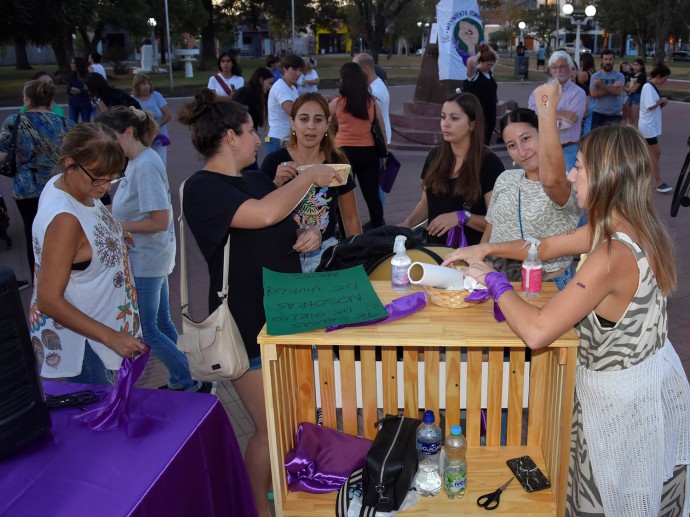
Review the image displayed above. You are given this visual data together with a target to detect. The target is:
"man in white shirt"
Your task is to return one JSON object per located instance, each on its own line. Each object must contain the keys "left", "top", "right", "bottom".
{"left": 88, "top": 52, "right": 107, "bottom": 79}
{"left": 353, "top": 53, "right": 391, "bottom": 145}
{"left": 266, "top": 54, "right": 304, "bottom": 156}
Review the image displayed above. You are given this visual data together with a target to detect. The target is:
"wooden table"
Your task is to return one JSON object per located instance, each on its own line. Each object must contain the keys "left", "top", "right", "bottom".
{"left": 259, "top": 281, "right": 579, "bottom": 517}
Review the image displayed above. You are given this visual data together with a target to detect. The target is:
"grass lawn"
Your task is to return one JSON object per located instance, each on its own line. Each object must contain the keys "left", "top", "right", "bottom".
{"left": 1, "top": 52, "right": 688, "bottom": 107}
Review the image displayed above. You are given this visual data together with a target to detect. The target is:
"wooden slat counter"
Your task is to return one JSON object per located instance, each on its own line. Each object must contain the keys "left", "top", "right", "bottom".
{"left": 259, "top": 282, "right": 579, "bottom": 517}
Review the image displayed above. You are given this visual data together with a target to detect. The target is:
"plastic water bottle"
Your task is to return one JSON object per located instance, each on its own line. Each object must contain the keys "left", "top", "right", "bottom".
{"left": 414, "top": 410, "right": 442, "bottom": 497}
{"left": 443, "top": 425, "right": 467, "bottom": 499}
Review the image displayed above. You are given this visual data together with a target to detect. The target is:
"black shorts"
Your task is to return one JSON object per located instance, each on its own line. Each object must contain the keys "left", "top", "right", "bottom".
{"left": 645, "top": 137, "right": 658, "bottom": 145}
{"left": 537, "top": 59, "right": 545, "bottom": 66}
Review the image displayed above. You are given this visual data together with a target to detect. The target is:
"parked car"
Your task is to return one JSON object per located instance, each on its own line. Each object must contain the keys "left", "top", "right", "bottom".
{"left": 559, "top": 43, "right": 592, "bottom": 55}
{"left": 670, "top": 51, "right": 690, "bottom": 61}
{"left": 415, "top": 47, "right": 426, "bottom": 56}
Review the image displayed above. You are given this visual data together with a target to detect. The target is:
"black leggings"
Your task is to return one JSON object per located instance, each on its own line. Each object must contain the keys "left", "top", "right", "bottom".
{"left": 15, "top": 197, "right": 39, "bottom": 276}
{"left": 341, "top": 146, "right": 384, "bottom": 227}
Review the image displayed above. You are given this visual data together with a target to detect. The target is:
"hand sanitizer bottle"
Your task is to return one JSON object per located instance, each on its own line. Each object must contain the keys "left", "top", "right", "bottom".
{"left": 391, "top": 235, "right": 412, "bottom": 293}
{"left": 521, "top": 236, "right": 542, "bottom": 297}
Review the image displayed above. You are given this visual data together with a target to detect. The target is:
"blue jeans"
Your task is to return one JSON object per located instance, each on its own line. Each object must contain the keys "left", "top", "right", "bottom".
{"left": 562, "top": 144, "right": 578, "bottom": 174}
{"left": 135, "top": 276, "right": 197, "bottom": 390}
{"left": 264, "top": 137, "right": 282, "bottom": 156}
{"left": 66, "top": 340, "right": 115, "bottom": 386}
{"left": 545, "top": 267, "right": 573, "bottom": 291}
{"left": 582, "top": 110, "right": 592, "bottom": 136}
{"left": 300, "top": 236, "right": 338, "bottom": 273}
{"left": 591, "top": 112, "right": 622, "bottom": 131}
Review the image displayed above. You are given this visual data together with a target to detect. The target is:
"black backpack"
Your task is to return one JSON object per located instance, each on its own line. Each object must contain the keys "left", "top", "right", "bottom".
{"left": 315, "top": 226, "right": 443, "bottom": 274}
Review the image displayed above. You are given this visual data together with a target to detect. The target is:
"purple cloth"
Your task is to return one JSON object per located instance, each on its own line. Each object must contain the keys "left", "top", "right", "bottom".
{"left": 446, "top": 210, "right": 468, "bottom": 248}
{"left": 74, "top": 350, "right": 149, "bottom": 431}
{"left": 153, "top": 134, "right": 171, "bottom": 146}
{"left": 0, "top": 381, "right": 258, "bottom": 517}
{"left": 285, "top": 422, "right": 373, "bottom": 493}
{"left": 463, "top": 272, "right": 513, "bottom": 322}
{"left": 325, "top": 291, "right": 426, "bottom": 332}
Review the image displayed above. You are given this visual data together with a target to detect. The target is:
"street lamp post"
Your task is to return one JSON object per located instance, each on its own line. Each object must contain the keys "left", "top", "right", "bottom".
{"left": 147, "top": 17, "right": 158, "bottom": 73}
{"left": 417, "top": 21, "right": 430, "bottom": 49}
{"left": 561, "top": 3, "right": 596, "bottom": 59}
{"left": 518, "top": 21, "right": 526, "bottom": 46}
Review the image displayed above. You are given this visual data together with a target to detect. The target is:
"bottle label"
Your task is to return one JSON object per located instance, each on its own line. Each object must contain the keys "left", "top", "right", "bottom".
{"left": 445, "top": 470, "right": 467, "bottom": 493}
{"left": 392, "top": 265, "right": 411, "bottom": 289}
{"left": 417, "top": 439, "right": 440, "bottom": 455}
{"left": 521, "top": 266, "right": 542, "bottom": 294}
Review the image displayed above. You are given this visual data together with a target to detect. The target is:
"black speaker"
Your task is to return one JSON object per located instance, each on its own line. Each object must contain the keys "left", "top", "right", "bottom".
{"left": 0, "top": 266, "right": 51, "bottom": 458}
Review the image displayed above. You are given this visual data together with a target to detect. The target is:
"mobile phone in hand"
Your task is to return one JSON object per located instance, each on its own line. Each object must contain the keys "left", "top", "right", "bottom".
{"left": 506, "top": 456, "right": 551, "bottom": 493}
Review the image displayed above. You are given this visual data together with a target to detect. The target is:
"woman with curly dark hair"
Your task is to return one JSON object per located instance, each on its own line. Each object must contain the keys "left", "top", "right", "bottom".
{"left": 329, "top": 62, "right": 387, "bottom": 229}
{"left": 233, "top": 66, "right": 274, "bottom": 130}
{"left": 400, "top": 92, "right": 504, "bottom": 245}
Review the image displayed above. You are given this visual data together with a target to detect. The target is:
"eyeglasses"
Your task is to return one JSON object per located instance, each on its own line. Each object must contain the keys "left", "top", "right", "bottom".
{"left": 73, "top": 160, "right": 125, "bottom": 186}
{"left": 550, "top": 65, "right": 570, "bottom": 71}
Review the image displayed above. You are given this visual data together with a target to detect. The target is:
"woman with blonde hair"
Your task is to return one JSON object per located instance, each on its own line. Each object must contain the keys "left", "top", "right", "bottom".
{"left": 261, "top": 92, "right": 362, "bottom": 271}
{"left": 445, "top": 81, "right": 689, "bottom": 517}
{"left": 96, "top": 106, "right": 209, "bottom": 393}
{"left": 131, "top": 74, "right": 172, "bottom": 165}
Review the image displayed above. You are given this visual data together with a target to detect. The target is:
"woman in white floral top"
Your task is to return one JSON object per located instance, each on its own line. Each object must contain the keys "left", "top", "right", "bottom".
{"left": 30, "top": 124, "right": 146, "bottom": 385}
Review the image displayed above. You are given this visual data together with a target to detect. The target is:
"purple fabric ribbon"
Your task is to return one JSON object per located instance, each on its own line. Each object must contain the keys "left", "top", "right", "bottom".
{"left": 153, "top": 134, "right": 171, "bottom": 146}
{"left": 463, "top": 272, "right": 514, "bottom": 322}
{"left": 325, "top": 291, "right": 426, "bottom": 332}
{"left": 73, "top": 350, "right": 150, "bottom": 431}
{"left": 285, "top": 422, "right": 373, "bottom": 493}
{"left": 446, "top": 210, "right": 468, "bottom": 248}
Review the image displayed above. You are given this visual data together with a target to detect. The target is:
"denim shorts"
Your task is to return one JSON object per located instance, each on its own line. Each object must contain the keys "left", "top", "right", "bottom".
{"left": 626, "top": 92, "right": 641, "bottom": 106}
{"left": 545, "top": 267, "right": 573, "bottom": 291}
{"left": 248, "top": 355, "right": 262, "bottom": 371}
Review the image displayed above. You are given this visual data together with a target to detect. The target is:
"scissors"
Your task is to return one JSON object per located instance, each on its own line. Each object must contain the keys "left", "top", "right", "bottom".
{"left": 476, "top": 477, "right": 513, "bottom": 510}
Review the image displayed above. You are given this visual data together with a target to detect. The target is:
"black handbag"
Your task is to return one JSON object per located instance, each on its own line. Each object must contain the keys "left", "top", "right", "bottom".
{"left": 371, "top": 103, "right": 388, "bottom": 159}
{"left": 0, "top": 114, "right": 22, "bottom": 178}
{"left": 336, "top": 414, "right": 421, "bottom": 516}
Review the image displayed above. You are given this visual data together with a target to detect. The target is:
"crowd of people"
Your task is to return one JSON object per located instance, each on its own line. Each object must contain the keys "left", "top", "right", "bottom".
{"left": 0, "top": 48, "right": 687, "bottom": 517}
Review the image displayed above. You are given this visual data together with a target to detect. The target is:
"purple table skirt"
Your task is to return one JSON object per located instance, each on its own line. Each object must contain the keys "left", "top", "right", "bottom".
{"left": 0, "top": 382, "right": 258, "bottom": 517}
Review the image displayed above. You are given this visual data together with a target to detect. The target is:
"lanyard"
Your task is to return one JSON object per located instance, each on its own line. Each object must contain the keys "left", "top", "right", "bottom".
{"left": 518, "top": 174, "right": 525, "bottom": 240}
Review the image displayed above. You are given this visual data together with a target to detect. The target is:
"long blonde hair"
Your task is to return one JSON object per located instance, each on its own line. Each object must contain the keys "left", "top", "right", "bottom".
{"left": 579, "top": 125, "right": 676, "bottom": 294}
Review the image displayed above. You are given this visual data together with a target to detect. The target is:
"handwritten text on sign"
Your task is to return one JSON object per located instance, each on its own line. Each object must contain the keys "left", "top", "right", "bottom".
{"left": 263, "top": 266, "right": 387, "bottom": 335}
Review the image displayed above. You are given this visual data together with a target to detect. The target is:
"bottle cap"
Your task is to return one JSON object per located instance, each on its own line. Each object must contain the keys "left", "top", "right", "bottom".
{"left": 450, "top": 425, "right": 462, "bottom": 435}
{"left": 422, "top": 409, "right": 435, "bottom": 424}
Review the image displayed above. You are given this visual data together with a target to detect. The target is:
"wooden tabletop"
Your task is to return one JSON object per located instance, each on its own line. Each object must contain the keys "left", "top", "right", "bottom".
{"left": 258, "top": 281, "right": 579, "bottom": 349}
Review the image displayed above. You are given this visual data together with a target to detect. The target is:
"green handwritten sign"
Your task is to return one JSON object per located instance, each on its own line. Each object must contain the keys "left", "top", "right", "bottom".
{"left": 263, "top": 266, "right": 388, "bottom": 335}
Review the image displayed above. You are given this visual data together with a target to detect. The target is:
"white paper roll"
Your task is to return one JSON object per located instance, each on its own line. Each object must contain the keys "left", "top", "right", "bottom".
{"left": 407, "top": 262, "right": 464, "bottom": 290}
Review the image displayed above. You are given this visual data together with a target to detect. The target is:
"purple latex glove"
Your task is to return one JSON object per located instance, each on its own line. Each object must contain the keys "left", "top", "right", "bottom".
{"left": 485, "top": 272, "right": 514, "bottom": 322}
{"left": 326, "top": 292, "right": 426, "bottom": 332}
{"left": 446, "top": 210, "right": 468, "bottom": 248}
{"left": 73, "top": 350, "right": 150, "bottom": 431}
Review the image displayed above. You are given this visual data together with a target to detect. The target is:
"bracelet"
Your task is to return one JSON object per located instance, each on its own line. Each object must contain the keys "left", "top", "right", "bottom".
{"left": 464, "top": 210, "right": 472, "bottom": 223}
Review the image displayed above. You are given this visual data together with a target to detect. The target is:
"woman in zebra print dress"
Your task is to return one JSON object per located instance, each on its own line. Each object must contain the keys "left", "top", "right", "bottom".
{"left": 444, "top": 81, "right": 690, "bottom": 516}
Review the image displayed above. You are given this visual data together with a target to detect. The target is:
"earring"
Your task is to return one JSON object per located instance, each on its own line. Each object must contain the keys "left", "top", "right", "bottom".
{"left": 292, "top": 130, "right": 296, "bottom": 136}
{"left": 324, "top": 131, "right": 328, "bottom": 137}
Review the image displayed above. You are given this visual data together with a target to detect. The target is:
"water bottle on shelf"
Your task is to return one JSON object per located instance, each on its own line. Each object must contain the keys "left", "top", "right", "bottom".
{"left": 414, "top": 410, "right": 442, "bottom": 497}
{"left": 443, "top": 425, "right": 467, "bottom": 499}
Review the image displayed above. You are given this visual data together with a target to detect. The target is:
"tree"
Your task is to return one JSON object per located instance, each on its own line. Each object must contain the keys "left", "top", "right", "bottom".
{"left": 350, "top": 0, "right": 416, "bottom": 63}
{"left": 521, "top": 5, "right": 556, "bottom": 47}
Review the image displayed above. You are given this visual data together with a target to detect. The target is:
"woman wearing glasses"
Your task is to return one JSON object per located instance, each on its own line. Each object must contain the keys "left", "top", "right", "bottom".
{"left": 96, "top": 107, "right": 209, "bottom": 393}
{"left": 30, "top": 123, "right": 146, "bottom": 385}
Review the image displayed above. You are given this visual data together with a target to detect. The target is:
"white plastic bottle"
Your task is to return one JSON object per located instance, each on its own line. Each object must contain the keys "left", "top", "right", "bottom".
{"left": 414, "top": 410, "right": 442, "bottom": 496}
{"left": 443, "top": 425, "right": 467, "bottom": 499}
{"left": 391, "top": 235, "right": 412, "bottom": 293}
{"left": 521, "top": 236, "right": 542, "bottom": 297}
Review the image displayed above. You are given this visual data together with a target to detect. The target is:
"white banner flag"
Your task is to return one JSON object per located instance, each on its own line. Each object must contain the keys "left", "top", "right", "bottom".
{"left": 436, "top": 0, "right": 484, "bottom": 80}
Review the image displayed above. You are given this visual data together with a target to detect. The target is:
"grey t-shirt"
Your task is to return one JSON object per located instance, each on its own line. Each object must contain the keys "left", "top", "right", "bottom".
{"left": 589, "top": 70, "right": 625, "bottom": 116}
{"left": 112, "top": 147, "right": 175, "bottom": 277}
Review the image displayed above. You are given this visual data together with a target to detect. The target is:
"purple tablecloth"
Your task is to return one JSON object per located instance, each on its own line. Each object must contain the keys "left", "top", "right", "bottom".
{"left": 0, "top": 382, "right": 258, "bottom": 517}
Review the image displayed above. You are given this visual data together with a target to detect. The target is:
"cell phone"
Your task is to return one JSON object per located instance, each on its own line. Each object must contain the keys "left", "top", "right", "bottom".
{"left": 506, "top": 456, "right": 551, "bottom": 493}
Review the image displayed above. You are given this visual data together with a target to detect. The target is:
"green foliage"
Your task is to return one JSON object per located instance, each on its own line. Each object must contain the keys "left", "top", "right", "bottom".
{"left": 520, "top": 5, "right": 555, "bottom": 44}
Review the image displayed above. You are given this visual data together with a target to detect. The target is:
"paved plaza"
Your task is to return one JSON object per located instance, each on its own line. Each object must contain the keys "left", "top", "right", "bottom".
{"left": 1, "top": 82, "right": 689, "bottom": 453}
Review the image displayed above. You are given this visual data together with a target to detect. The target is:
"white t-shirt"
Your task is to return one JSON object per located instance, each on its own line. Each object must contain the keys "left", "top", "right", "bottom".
{"left": 267, "top": 78, "right": 299, "bottom": 140}
{"left": 207, "top": 74, "right": 244, "bottom": 97}
{"left": 90, "top": 63, "right": 107, "bottom": 79}
{"left": 298, "top": 69, "right": 319, "bottom": 94}
{"left": 111, "top": 148, "right": 176, "bottom": 277}
{"left": 369, "top": 77, "right": 391, "bottom": 144}
{"left": 638, "top": 83, "right": 663, "bottom": 138}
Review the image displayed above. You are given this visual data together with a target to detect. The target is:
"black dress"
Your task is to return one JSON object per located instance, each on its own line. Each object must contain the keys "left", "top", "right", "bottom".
{"left": 464, "top": 70, "right": 498, "bottom": 145}
{"left": 420, "top": 148, "right": 504, "bottom": 246}
{"left": 183, "top": 170, "right": 301, "bottom": 360}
